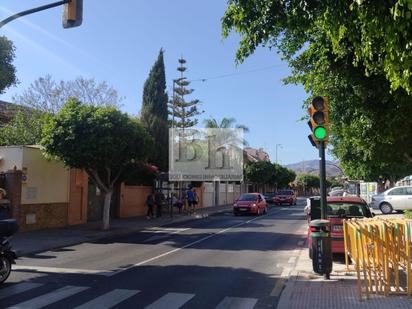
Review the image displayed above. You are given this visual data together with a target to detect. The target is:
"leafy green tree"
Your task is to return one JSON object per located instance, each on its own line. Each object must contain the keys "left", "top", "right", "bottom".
{"left": 222, "top": 0, "right": 412, "bottom": 94}
{"left": 0, "top": 110, "right": 47, "bottom": 146}
{"left": 244, "top": 161, "right": 275, "bottom": 185}
{"left": 42, "top": 99, "right": 153, "bottom": 230}
{"left": 0, "top": 36, "right": 17, "bottom": 94}
{"left": 222, "top": 1, "right": 412, "bottom": 180}
{"left": 169, "top": 58, "right": 203, "bottom": 129}
{"left": 295, "top": 174, "right": 320, "bottom": 189}
{"left": 272, "top": 164, "right": 296, "bottom": 189}
{"left": 139, "top": 49, "right": 169, "bottom": 171}
{"left": 13, "top": 75, "right": 122, "bottom": 114}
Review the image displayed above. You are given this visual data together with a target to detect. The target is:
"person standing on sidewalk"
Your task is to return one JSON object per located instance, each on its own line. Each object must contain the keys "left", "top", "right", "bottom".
{"left": 186, "top": 187, "right": 194, "bottom": 214}
{"left": 145, "top": 191, "right": 155, "bottom": 219}
{"left": 155, "top": 189, "right": 165, "bottom": 218}
{"left": 192, "top": 188, "right": 199, "bottom": 212}
{"left": 171, "top": 193, "right": 183, "bottom": 214}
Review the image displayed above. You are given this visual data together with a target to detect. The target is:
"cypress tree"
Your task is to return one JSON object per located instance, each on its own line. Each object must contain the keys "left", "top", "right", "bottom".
{"left": 169, "top": 57, "right": 203, "bottom": 129}
{"left": 140, "top": 49, "right": 169, "bottom": 171}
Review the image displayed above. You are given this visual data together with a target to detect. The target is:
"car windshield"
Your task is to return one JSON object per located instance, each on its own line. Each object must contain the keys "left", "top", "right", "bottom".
{"left": 277, "top": 191, "right": 293, "bottom": 195}
{"left": 327, "top": 203, "right": 366, "bottom": 218}
{"left": 238, "top": 194, "right": 257, "bottom": 201}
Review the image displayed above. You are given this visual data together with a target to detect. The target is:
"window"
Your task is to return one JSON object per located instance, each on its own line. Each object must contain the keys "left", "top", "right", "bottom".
{"left": 327, "top": 203, "right": 367, "bottom": 217}
{"left": 239, "top": 194, "right": 257, "bottom": 201}
{"left": 406, "top": 187, "right": 412, "bottom": 195}
{"left": 388, "top": 188, "right": 407, "bottom": 195}
{"left": 278, "top": 190, "right": 293, "bottom": 195}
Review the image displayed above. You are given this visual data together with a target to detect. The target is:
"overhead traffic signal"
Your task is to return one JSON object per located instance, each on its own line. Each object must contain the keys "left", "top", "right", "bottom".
{"left": 307, "top": 96, "right": 329, "bottom": 147}
{"left": 63, "top": 0, "right": 83, "bottom": 29}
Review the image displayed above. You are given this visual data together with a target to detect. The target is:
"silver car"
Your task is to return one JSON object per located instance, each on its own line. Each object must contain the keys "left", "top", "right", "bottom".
{"left": 370, "top": 186, "right": 412, "bottom": 214}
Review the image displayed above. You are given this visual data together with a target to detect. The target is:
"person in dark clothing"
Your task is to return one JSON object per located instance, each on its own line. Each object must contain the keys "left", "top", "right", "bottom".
{"left": 0, "top": 188, "right": 10, "bottom": 220}
{"left": 186, "top": 187, "right": 194, "bottom": 213}
{"left": 146, "top": 191, "right": 155, "bottom": 219}
{"left": 171, "top": 193, "right": 183, "bottom": 214}
{"left": 154, "top": 190, "right": 165, "bottom": 217}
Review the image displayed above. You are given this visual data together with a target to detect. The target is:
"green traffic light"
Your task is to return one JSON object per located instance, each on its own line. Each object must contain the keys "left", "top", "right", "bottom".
{"left": 314, "top": 126, "right": 327, "bottom": 140}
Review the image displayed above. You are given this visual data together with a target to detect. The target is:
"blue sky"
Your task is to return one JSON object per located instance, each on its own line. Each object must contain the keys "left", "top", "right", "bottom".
{"left": 0, "top": 0, "right": 332, "bottom": 165}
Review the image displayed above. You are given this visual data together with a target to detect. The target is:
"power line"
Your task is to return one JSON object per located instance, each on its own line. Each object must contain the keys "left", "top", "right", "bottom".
{"left": 189, "top": 63, "right": 286, "bottom": 82}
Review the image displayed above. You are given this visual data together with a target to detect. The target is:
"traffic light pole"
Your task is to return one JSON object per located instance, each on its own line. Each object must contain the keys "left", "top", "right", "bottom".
{"left": 319, "top": 140, "right": 332, "bottom": 279}
{"left": 319, "top": 141, "right": 327, "bottom": 219}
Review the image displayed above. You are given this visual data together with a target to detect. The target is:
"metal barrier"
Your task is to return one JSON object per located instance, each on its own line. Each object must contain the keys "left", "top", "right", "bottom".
{"left": 343, "top": 218, "right": 412, "bottom": 299}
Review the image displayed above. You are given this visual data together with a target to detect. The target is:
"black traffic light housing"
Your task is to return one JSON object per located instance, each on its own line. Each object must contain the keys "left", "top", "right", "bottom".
{"left": 307, "top": 96, "right": 329, "bottom": 148}
{"left": 63, "top": 0, "right": 83, "bottom": 28}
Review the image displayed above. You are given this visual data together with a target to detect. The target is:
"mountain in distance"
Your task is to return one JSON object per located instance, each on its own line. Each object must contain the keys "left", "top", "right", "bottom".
{"left": 285, "top": 160, "right": 342, "bottom": 178}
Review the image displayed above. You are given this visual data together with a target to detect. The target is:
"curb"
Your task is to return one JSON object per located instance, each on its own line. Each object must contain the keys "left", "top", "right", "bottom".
{"left": 276, "top": 229, "right": 308, "bottom": 309}
{"left": 16, "top": 206, "right": 232, "bottom": 256}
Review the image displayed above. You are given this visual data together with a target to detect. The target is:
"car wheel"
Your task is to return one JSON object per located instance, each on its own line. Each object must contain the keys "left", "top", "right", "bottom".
{"left": 380, "top": 202, "right": 393, "bottom": 214}
{"left": 0, "top": 256, "right": 12, "bottom": 284}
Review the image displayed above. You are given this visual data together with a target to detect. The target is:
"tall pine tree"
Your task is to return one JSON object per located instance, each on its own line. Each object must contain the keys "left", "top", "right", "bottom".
{"left": 140, "top": 49, "right": 169, "bottom": 171}
{"left": 169, "top": 57, "right": 203, "bottom": 129}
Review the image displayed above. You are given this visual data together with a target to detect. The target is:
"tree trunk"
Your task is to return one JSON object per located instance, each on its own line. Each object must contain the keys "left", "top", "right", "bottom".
{"left": 102, "top": 190, "right": 113, "bottom": 230}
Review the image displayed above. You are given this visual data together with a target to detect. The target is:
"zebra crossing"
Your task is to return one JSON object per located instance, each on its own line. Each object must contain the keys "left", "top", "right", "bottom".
{"left": 0, "top": 282, "right": 259, "bottom": 308}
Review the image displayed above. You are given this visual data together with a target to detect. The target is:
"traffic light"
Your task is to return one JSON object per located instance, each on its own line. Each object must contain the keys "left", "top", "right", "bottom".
{"left": 307, "top": 96, "right": 329, "bottom": 147}
{"left": 63, "top": 0, "right": 83, "bottom": 29}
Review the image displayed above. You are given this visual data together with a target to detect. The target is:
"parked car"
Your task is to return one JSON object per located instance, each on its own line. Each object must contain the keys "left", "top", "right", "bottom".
{"left": 274, "top": 190, "right": 297, "bottom": 206}
{"left": 233, "top": 193, "right": 267, "bottom": 216}
{"left": 370, "top": 186, "right": 412, "bottom": 214}
{"left": 263, "top": 192, "right": 276, "bottom": 203}
{"left": 306, "top": 196, "right": 373, "bottom": 258}
{"left": 328, "top": 189, "right": 350, "bottom": 197}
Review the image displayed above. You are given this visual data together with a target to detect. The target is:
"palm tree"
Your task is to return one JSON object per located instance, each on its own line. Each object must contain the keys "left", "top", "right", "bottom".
{"left": 203, "top": 117, "right": 249, "bottom": 146}
{"left": 203, "top": 117, "right": 249, "bottom": 132}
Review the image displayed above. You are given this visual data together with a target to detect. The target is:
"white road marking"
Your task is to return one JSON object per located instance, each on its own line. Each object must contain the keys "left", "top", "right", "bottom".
{"left": 297, "top": 240, "right": 304, "bottom": 246}
{"left": 143, "top": 227, "right": 191, "bottom": 233}
{"left": 6, "top": 285, "right": 88, "bottom": 309}
{"left": 143, "top": 228, "right": 191, "bottom": 243}
{"left": 108, "top": 210, "right": 282, "bottom": 276}
{"left": 0, "top": 283, "right": 42, "bottom": 300}
{"left": 288, "top": 256, "right": 297, "bottom": 264}
{"left": 144, "top": 292, "right": 194, "bottom": 309}
{"left": 215, "top": 296, "right": 258, "bottom": 309}
{"left": 13, "top": 265, "right": 112, "bottom": 276}
{"left": 73, "top": 289, "right": 139, "bottom": 309}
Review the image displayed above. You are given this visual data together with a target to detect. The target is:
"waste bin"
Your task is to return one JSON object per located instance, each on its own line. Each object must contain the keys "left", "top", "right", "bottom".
{"left": 310, "top": 219, "right": 332, "bottom": 278}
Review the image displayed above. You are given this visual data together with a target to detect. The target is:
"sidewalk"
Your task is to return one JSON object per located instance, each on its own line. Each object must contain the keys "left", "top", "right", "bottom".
{"left": 277, "top": 242, "right": 412, "bottom": 308}
{"left": 10, "top": 204, "right": 232, "bottom": 256}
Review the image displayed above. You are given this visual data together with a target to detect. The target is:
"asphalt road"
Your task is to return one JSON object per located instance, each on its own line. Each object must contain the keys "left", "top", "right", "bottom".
{"left": 2, "top": 199, "right": 308, "bottom": 309}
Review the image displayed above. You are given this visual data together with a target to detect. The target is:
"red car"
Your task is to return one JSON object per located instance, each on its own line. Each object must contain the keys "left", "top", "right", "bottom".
{"left": 274, "top": 190, "right": 297, "bottom": 206}
{"left": 306, "top": 196, "right": 373, "bottom": 257}
{"left": 233, "top": 193, "right": 268, "bottom": 216}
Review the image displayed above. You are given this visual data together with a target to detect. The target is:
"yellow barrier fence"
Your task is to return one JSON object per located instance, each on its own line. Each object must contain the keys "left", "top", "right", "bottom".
{"left": 343, "top": 217, "right": 412, "bottom": 300}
